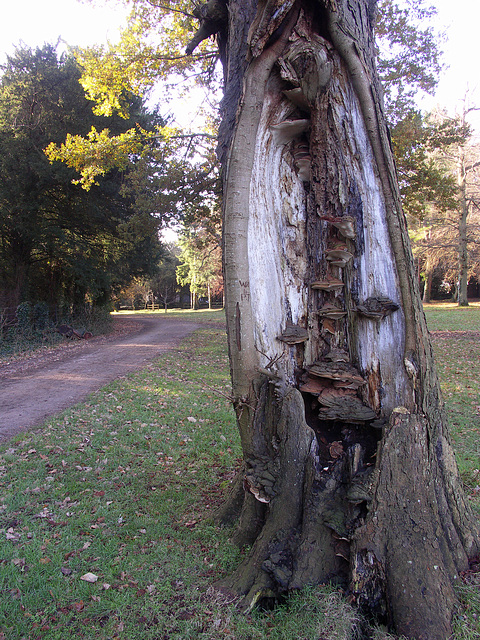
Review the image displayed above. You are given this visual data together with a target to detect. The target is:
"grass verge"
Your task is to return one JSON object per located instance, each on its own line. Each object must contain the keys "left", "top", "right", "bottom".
{"left": 0, "top": 309, "right": 479, "bottom": 639}
{"left": 0, "top": 307, "right": 114, "bottom": 363}
{"left": 112, "top": 308, "right": 226, "bottom": 326}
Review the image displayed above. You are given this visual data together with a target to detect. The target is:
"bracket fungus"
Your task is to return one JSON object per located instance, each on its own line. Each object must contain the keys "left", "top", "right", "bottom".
{"left": 356, "top": 296, "right": 400, "bottom": 320}
{"left": 322, "top": 317, "right": 336, "bottom": 334}
{"left": 283, "top": 87, "right": 310, "bottom": 112}
{"left": 270, "top": 119, "right": 310, "bottom": 145}
{"left": 244, "top": 457, "right": 278, "bottom": 503}
{"left": 244, "top": 476, "right": 271, "bottom": 503}
{"left": 318, "top": 303, "right": 347, "bottom": 320}
{"left": 310, "top": 278, "right": 345, "bottom": 291}
{"left": 317, "top": 395, "right": 376, "bottom": 422}
{"left": 292, "top": 140, "right": 310, "bottom": 157}
{"left": 295, "top": 156, "right": 311, "bottom": 181}
{"left": 324, "top": 348, "right": 349, "bottom": 362}
{"left": 299, "top": 377, "right": 329, "bottom": 395}
{"left": 317, "top": 385, "right": 357, "bottom": 403}
{"left": 311, "top": 277, "right": 344, "bottom": 291}
{"left": 321, "top": 215, "right": 356, "bottom": 239}
{"left": 307, "top": 360, "right": 366, "bottom": 389}
{"left": 326, "top": 247, "right": 354, "bottom": 268}
{"left": 277, "top": 324, "right": 309, "bottom": 345}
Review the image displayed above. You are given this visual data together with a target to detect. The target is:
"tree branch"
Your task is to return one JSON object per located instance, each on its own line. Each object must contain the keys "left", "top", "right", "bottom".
{"left": 144, "top": 0, "right": 196, "bottom": 18}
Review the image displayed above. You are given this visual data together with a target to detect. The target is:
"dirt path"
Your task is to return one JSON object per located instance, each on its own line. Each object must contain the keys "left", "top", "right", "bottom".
{"left": 0, "top": 314, "right": 202, "bottom": 442}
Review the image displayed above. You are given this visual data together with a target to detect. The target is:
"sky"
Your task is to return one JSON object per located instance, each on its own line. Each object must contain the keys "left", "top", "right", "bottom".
{"left": 0, "top": 0, "right": 478, "bottom": 124}
{"left": 419, "top": 0, "right": 480, "bottom": 128}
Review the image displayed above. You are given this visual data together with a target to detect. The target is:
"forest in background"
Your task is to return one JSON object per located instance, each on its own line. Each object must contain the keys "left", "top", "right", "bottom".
{"left": 1, "top": 0, "right": 479, "bottom": 339}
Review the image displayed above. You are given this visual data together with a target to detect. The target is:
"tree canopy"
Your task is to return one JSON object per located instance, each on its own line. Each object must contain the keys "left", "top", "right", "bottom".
{"left": 50, "top": 0, "right": 451, "bottom": 253}
{"left": 0, "top": 44, "right": 166, "bottom": 312}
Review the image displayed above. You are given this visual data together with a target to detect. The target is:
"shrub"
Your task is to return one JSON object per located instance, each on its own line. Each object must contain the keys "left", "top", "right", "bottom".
{"left": 33, "top": 301, "right": 50, "bottom": 331}
{"left": 15, "top": 301, "right": 33, "bottom": 334}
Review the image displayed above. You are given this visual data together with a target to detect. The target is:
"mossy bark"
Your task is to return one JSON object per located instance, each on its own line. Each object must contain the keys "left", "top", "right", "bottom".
{"left": 214, "top": 1, "right": 480, "bottom": 638}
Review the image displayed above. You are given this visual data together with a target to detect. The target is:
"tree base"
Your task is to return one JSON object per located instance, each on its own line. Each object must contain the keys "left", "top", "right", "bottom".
{"left": 216, "top": 388, "right": 479, "bottom": 639}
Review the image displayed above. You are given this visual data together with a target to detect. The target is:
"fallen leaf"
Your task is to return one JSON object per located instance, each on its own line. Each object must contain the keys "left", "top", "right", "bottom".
{"left": 6, "top": 528, "right": 20, "bottom": 541}
{"left": 12, "top": 558, "right": 25, "bottom": 567}
{"left": 80, "top": 572, "right": 98, "bottom": 583}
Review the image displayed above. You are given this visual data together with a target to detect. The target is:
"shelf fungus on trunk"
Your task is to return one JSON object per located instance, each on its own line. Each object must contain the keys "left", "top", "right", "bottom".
{"left": 295, "top": 156, "right": 311, "bottom": 181}
{"left": 322, "top": 318, "right": 336, "bottom": 334}
{"left": 307, "top": 360, "right": 366, "bottom": 389}
{"left": 283, "top": 87, "right": 310, "bottom": 112}
{"left": 311, "top": 277, "right": 344, "bottom": 291}
{"left": 356, "top": 296, "right": 400, "bottom": 320}
{"left": 244, "top": 456, "right": 279, "bottom": 504}
{"left": 277, "top": 324, "right": 309, "bottom": 345}
{"left": 326, "top": 246, "right": 354, "bottom": 268}
{"left": 320, "top": 215, "right": 356, "bottom": 239}
{"left": 299, "top": 377, "right": 330, "bottom": 395}
{"left": 318, "top": 302, "right": 347, "bottom": 320}
{"left": 317, "top": 395, "right": 376, "bottom": 422}
{"left": 270, "top": 119, "right": 310, "bottom": 145}
{"left": 324, "top": 348, "right": 349, "bottom": 362}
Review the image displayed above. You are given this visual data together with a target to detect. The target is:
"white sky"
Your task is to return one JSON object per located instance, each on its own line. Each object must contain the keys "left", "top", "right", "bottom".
{"left": 419, "top": 0, "right": 480, "bottom": 128}
{"left": 0, "top": 0, "right": 478, "bottom": 125}
{"left": 0, "top": 0, "right": 126, "bottom": 58}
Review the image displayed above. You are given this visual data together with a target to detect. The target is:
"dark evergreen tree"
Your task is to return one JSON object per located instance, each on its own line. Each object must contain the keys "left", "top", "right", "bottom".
{"left": 0, "top": 44, "right": 162, "bottom": 312}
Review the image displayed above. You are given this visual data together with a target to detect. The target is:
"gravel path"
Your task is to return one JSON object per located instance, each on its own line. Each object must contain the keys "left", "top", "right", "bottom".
{"left": 0, "top": 314, "right": 202, "bottom": 441}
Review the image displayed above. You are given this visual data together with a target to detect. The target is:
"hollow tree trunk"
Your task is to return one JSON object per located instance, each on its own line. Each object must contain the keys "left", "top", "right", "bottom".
{"left": 209, "top": 1, "right": 480, "bottom": 638}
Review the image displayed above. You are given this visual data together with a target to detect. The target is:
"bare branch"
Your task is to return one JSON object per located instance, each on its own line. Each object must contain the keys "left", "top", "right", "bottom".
{"left": 144, "top": 0, "right": 196, "bottom": 18}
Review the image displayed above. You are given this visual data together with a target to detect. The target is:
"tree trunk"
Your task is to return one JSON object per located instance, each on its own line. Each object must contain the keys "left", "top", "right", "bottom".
{"left": 423, "top": 259, "right": 433, "bottom": 304}
{"left": 208, "top": 282, "right": 212, "bottom": 309}
{"left": 457, "top": 161, "right": 469, "bottom": 306}
{"left": 215, "top": 1, "right": 480, "bottom": 638}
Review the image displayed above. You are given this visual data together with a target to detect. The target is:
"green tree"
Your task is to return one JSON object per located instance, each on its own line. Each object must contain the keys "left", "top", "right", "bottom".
{"left": 375, "top": 0, "right": 443, "bottom": 125}
{"left": 0, "top": 44, "right": 162, "bottom": 312}
{"left": 375, "top": 1, "right": 458, "bottom": 244}
{"left": 414, "top": 106, "right": 480, "bottom": 305}
{"left": 149, "top": 243, "right": 182, "bottom": 311}
{"left": 176, "top": 224, "right": 222, "bottom": 309}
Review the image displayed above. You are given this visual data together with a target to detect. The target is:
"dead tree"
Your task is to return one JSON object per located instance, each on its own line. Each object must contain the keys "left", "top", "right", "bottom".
{"left": 188, "top": 1, "right": 480, "bottom": 638}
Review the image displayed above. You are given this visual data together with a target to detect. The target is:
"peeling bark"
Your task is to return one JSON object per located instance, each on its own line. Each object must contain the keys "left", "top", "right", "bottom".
{"left": 213, "top": 1, "right": 480, "bottom": 638}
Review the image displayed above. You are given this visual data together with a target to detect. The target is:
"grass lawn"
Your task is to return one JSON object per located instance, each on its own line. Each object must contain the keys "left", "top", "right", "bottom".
{"left": 113, "top": 308, "right": 227, "bottom": 325}
{"left": 0, "top": 307, "right": 478, "bottom": 639}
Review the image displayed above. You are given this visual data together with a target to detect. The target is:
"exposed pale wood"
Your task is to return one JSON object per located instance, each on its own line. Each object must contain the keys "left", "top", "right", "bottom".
{"left": 215, "top": 2, "right": 480, "bottom": 637}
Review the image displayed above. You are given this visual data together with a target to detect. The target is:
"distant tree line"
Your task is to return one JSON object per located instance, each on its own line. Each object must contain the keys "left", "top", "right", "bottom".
{"left": 0, "top": 44, "right": 166, "bottom": 320}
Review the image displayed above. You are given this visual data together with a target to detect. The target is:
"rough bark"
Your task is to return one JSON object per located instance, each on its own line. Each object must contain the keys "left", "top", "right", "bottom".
{"left": 458, "top": 167, "right": 469, "bottom": 306}
{"left": 214, "top": 1, "right": 480, "bottom": 638}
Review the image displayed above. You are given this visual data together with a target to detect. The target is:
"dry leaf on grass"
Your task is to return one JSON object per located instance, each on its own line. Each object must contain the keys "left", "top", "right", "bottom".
{"left": 80, "top": 572, "right": 98, "bottom": 583}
